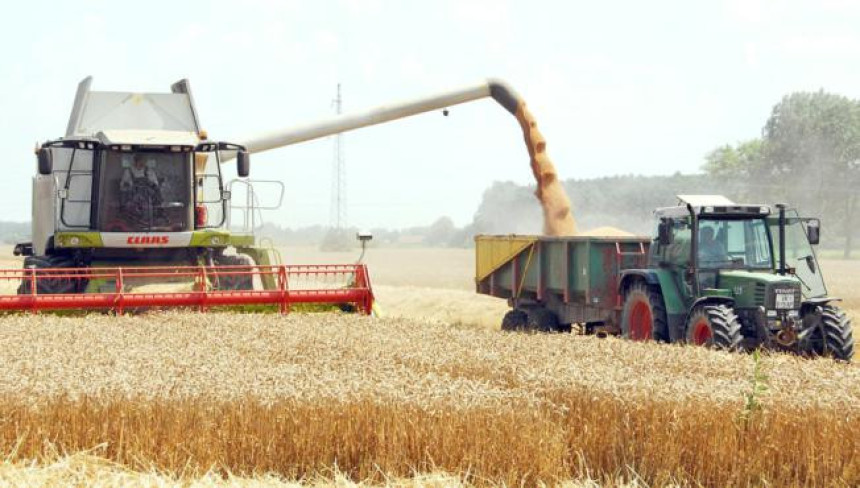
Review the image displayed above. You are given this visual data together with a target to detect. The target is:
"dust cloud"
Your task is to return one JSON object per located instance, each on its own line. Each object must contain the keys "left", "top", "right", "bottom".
{"left": 514, "top": 103, "right": 577, "bottom": 236}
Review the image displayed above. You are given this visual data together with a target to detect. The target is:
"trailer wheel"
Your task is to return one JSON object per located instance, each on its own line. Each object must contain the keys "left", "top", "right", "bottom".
{"left": 525, "top": 307, "right": 560, "bottom": 332}
{"left": 799, "top": 305, "right": 854, "bottom": 361}
{"left": 501, "top": 309, "right": 528, "bottom": 331}
{"left": 685, "top": 304, "right": 742, "bottom": 350}
{"left": 621, "top": 282, "right": 668, "bottom": 341}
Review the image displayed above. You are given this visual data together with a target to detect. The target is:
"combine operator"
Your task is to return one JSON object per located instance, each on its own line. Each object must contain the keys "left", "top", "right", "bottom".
{"left": 120, "top": 154, "right": 165, "bottom": 229}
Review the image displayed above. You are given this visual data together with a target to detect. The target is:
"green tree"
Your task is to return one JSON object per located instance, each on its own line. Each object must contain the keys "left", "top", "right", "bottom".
{"left": 762, "top": 91, "right": 860, "bottom": 257}
{"left": 703, "top": 139, "right": 764, "bottom": 178}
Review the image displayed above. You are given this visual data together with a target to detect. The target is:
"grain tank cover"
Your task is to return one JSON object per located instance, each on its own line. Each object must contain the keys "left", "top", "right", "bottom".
{"left": 65, "top": 76, "right": 201, "bottom": 139}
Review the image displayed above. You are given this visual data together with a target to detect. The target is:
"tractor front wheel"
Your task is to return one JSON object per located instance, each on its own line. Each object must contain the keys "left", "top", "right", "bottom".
{"left": 799, "top": 305, "right": 854, "bottom": 361}
{"left": 621, "top": 282, "right": 668, "bottom": 341}
{"left": 685, "top": 304, "right": 742, "bottom": 350}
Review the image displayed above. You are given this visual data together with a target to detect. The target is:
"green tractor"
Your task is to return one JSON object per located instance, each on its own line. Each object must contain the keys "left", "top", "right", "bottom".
{"left": 619, "top": 195, "right": 854, "bottom": 360}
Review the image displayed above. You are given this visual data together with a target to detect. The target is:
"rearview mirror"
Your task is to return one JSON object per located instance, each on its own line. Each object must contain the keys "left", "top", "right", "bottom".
{"left": 806, "top": 219, "right": 820, "bottom": 245}
{"left": 237, "top": 151, "right": 250, "bottom": 178}
{"left": 37, "top": 148, "right": 52, "bottom": 175}
{"left": 657, "top": 219, "right": 674, "bottom": 246}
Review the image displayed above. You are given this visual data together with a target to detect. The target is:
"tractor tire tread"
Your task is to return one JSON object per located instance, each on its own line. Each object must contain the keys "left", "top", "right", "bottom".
{"left": 702, "top": 304, "right": 743, "bottom": 350}
{"left": 820, "top": 305, "right": 854, "bottom": 361}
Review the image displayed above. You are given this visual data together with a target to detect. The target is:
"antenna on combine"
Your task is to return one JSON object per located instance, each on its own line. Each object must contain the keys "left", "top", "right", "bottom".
{"left": 329, "top": 83, "right": 346, "bottom": 230}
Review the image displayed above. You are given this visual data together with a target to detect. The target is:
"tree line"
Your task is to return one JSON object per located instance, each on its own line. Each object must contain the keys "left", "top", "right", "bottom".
{"left": 473, "top": 89, "right": 860, "bottom": 257}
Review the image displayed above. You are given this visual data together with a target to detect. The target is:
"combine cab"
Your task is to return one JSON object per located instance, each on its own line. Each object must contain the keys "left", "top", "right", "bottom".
{"left": 9, "top": 76, "right": 538, "bottom": 315}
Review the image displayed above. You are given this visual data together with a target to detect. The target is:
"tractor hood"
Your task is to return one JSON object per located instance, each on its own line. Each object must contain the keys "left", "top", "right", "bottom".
{"left": 711, "top": 270, "right": 803, "bottom": 310}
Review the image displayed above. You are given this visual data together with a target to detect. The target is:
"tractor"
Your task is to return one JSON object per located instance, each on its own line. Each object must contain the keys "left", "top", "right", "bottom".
{"left": 620, "top": 195, "right": 853, "bottom": 360}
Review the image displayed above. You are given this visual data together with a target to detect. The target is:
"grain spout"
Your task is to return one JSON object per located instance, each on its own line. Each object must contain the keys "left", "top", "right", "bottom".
{"left": 514, "top": 103, "right": 577, "bottom": 236}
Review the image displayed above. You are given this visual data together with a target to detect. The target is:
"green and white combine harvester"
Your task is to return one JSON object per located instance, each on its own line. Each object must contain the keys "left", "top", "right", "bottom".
{"left": 4, "top": 76, "right": 530, "bottom": 314}
{"left": 476, "top": 195, "right": 854, "bottom": 360}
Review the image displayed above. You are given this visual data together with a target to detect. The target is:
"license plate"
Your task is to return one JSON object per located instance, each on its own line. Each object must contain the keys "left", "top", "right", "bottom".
{"left": 775, "top": 293, "right": 794, "bottom": 309}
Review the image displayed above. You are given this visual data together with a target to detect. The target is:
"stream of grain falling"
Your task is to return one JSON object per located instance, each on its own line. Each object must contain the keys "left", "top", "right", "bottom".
{"left": 514, "top": 102, "right": 577, "bottom": 236}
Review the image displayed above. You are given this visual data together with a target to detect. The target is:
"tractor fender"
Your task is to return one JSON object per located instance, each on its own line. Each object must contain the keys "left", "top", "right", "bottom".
{"left": 800, "top": 296, "right": 841, "bottom": 314}
{"left": 618, "top": 270, "right": 659, "bottom": 294}
{"left": 619, "top": 269, "right": 688, "bottom": 342}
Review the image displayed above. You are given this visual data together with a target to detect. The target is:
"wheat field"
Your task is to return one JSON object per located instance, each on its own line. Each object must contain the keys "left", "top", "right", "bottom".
{"left": 0, "top": 247, "right": 856, "bottom": 485}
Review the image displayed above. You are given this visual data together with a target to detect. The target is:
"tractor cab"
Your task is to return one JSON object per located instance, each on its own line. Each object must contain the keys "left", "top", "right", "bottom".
{"left": 633, "top": 195, "right": 850, "bottom": 356}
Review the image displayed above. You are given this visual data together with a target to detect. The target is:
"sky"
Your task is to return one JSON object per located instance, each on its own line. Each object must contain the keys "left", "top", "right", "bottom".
{"left": 2, "top": 0, "right": 860, "bottom": 229}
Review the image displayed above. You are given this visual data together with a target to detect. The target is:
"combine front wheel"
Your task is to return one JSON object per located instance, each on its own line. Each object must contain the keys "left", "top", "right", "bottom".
{"left": 213, "top": 254, "right": 255, "bottom": 290}
{"left": 621, "top": 282, "right": 668, "bottom": 341}
{"left": 16, "top": 256, "right": 87, "bottom": 295}
{"left": 685, "top": 305, "right": 742, "bottom": 350}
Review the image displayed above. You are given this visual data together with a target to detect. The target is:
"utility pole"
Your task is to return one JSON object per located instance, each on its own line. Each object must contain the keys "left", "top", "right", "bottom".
{"left": 330, "top": 83, "right": 346, "bottom": 230}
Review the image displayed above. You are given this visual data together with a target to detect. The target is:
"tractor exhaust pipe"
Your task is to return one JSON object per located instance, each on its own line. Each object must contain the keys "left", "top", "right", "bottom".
{"left": 777, "top": 203, "right": 787, "bottom": 275}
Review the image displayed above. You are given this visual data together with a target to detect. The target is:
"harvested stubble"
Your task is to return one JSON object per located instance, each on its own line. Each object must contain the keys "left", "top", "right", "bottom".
{"left": 0, "top": 312, "right": 857, "bottom": 486}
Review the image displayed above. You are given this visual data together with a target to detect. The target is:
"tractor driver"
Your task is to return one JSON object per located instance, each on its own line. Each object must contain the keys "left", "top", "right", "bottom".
{"left": 698, "top": 226, "right": 727, "bottom": 265}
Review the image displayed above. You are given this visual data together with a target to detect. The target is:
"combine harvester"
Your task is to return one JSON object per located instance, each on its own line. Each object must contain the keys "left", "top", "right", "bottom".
{"left": 476, "top": 196, "right": 854, "bottom": 360}
{"left": 3, "top": 77, "right": 530, "bottom": 315}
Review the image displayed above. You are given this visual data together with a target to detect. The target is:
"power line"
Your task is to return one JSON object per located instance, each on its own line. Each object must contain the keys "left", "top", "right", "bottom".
{"left": 329, "top": 83, "right": 346, "bottom": 229}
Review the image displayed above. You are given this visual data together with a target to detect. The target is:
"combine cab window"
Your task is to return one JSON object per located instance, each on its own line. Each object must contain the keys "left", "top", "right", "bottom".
{"left": 194, "top": 152, "right": 225, "bottom": 228}
{"left": 98, "top": 151, "right": 192, "bottom": 232}
{"left": 55, "top": 148, "right": 95, "bottom": 229}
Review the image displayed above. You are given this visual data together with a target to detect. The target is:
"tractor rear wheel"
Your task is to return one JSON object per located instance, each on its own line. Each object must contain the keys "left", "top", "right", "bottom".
{"left": 621, "top": 282, "right": 668, "bottom": 341}
{"left": 501, "top": 309, "right": 528, "bottom": 331}
{"left": 685, "top": 304, "right": 742, "bottom": 350}
{"left": 799, "top": 305, "right": 854, "bottom": 361}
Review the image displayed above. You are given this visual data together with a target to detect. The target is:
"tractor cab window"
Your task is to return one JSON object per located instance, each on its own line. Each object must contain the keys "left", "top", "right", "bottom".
{"left": 770, "top": 210, "right": 827, "bottom": 299}
{"left": 98, "top": 151, "right": 192, "bottom": 232}
{"left": 698, "top": 218, "right": 772, "bottom": 270}
{"left": 656, "top": 217, "right": 692, "bottom": 267}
